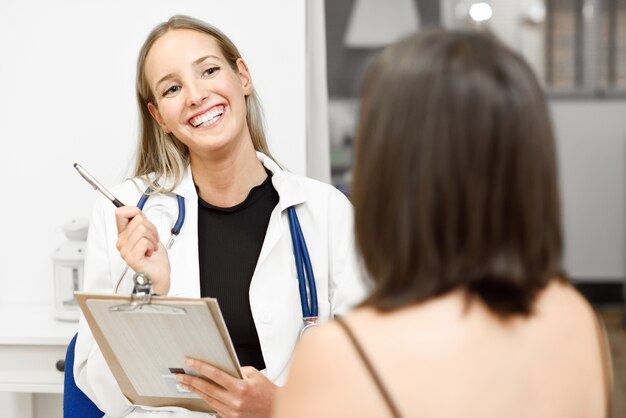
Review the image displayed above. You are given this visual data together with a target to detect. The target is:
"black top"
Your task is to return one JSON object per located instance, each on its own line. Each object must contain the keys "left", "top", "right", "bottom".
{"left": 197, "top": 171, "right": 279, "bottom": 370}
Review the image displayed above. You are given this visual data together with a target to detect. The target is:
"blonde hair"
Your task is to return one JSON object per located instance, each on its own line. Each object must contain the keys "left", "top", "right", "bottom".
{"left": 134, "top": 15, "right": 272, "bottom": 192}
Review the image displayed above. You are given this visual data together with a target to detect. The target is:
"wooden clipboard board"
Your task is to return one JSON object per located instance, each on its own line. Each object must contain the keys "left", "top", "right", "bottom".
{"left": 76, "top": 292, "right": 242, "bottom": 413}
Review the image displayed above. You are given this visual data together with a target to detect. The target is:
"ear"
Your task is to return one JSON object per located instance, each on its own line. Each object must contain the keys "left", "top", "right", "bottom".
{"left": 236, "top": 58, "right": 253, "bottom": 96}
{"left": 147, "top": 102, "right": 171, "bottom": 134}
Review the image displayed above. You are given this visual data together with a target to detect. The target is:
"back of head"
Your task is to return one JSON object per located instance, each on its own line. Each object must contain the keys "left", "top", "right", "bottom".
{"left": 353, "top": 30, "right": 563, "bottom": 317}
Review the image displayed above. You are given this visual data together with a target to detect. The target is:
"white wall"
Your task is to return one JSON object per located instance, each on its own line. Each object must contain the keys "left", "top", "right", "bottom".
{"left": 488, "top": 0, "right": 626, "bottom": 281}
{"left": 552, "top": 101, "right": 626, "bottom": 281}
{"left": 0, "top": 0, "right": 307, "bottom": 307}
{"left": 0, "top": 3, "right": 308, "bottom": 414}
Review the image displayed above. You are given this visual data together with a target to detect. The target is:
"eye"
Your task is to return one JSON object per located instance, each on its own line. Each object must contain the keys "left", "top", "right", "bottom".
{"left": 202, "top": 66, "right": 220, "bottom": 77}
{"left": 162, "top": 85, "right": 181, "bottom": 97}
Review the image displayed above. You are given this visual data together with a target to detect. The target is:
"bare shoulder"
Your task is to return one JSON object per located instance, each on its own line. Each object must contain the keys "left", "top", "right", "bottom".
{"left": 538, "top": 279, "right": 597, "bottom": 321}
{"left": 274, "top": 309, "right": 378, "bottom": 418}
{"left": 284, "top": 311, "right": 365, "bottom": 381}
{"left": 293, "top": 317, "right": 353, "bottom": 364}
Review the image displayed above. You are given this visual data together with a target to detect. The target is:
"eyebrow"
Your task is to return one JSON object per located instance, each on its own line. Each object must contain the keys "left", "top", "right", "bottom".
{"left": 154, "top": 54, "right": 223, "bottom": 90}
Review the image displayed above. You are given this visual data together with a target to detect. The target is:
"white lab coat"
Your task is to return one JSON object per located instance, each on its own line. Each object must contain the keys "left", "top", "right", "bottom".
{"left": 74, "top": 153, "right": 368, "bottom": 417}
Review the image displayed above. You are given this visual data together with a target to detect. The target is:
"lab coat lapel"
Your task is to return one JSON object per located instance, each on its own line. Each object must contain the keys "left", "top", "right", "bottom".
{"left": 255, "top": 152, "right": 306, "bottom": 266}
{"left": 251, "top": 153, "right": 308, "bottom": 381}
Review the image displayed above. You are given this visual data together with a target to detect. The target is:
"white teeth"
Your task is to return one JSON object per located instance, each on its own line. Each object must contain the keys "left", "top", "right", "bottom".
{"left": 197, "top": 114, "right": 221, "bottom": 128}
{"left": 190, "top": 105, "right": 224, "bottom": 127}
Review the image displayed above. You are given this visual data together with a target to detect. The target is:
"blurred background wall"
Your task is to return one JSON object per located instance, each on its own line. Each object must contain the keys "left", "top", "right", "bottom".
{"left": 326, "top": 0, "right": 626, "bottom": 288}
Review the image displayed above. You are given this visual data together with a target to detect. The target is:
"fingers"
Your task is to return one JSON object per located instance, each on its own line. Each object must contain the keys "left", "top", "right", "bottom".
{"left": 183, "top": 358, "right": 240, "bottom": 393}
{"left": 176, "top": 368, "right": 235, "bottom": 416}
{"left": 115, "top": 209, "right": 160, "bottom": 258}
{"left": 112, "top": 204, "right": 171, "bottom": 295}
{"left": 177, "top": 373, "right": 229, "bottom": 400}
{"left": 175, "top": 377, "right": 231, "bottom": 416}
{"left": 114, "top": 206, "right": 142, "bottom": 234}
{"left": 241, "top": 366, "right": 260, "bottom": 379}
{"left": 179, "top": 361, "right": 275, "bottom": 418}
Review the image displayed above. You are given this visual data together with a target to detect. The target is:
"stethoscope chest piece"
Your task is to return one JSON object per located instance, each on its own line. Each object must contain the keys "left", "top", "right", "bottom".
{"left": 299, "top": 317, "right": 318, "bottom": 340}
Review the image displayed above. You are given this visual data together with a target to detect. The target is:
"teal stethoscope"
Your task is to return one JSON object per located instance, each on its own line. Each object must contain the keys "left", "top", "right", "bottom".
{"left": 134, "top": 188, "right": 319, "bottom": 337}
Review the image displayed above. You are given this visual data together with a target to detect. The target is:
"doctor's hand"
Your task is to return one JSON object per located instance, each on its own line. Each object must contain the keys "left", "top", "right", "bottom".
{"left": 177, "top": 358, "right": 277, "bottom": 418}
{"left": 115, "top": 206, "right": 171, "bottom": 295}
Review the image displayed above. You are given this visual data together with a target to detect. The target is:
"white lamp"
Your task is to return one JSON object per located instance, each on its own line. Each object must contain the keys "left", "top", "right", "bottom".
{"left": 52, "top": 218, "right": 89, "bottom": 321}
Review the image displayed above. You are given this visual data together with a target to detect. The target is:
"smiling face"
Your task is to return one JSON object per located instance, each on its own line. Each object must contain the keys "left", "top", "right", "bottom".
{"left": 144, "top": 29, "right": 253, "bottom": 159}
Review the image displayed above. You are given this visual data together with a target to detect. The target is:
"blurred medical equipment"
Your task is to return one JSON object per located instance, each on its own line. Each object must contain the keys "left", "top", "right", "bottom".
{"left": 52, "top": 218, "right": 89, "bottom": 321}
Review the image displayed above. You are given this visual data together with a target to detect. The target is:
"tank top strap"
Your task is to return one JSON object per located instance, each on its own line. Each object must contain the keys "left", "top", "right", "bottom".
{"left": 334, "top": 316, "right": 403, "bottom": 418}
{"left": 593, "top": 311, "right": 614, "bottom": 418}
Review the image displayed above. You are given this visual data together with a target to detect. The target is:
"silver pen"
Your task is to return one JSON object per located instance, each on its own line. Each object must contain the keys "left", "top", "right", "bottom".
{"left": 74, "top": 163, "right": 125, "bottom": 207}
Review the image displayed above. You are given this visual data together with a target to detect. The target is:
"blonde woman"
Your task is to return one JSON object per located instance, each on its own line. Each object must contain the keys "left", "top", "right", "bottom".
{"left": 75, "top": 15, "right": 366, "bottom": 418}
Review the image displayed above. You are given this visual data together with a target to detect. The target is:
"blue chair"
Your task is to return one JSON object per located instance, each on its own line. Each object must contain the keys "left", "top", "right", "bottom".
{"left": 63, "top": 333, "right": 104, "bottom": 418}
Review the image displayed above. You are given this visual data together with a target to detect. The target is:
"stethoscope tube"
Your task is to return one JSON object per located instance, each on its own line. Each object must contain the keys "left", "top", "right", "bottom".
{"left": 173, "top": 195, "right": 185, "bottom": 235}
{"left": 288, "top": 206, "right": 318, "bottom": 319}
{"left": 121, "top": 190, "right": 317, "bottom": 334}
{"left": 114, "top": 189, "right": 186, "bottom": 293}
{"left": 138, "top": 188, "right": 186, "bottom": 240}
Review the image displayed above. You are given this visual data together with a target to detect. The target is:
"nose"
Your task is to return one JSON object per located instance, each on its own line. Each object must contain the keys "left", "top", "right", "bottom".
{"left": 185, "top": 79, "right": 209, "bottom": 107}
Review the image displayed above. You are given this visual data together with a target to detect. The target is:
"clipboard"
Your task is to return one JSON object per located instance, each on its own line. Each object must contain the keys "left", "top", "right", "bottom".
{"left": 75, "top": 274, "right": 241, "bottom": 413}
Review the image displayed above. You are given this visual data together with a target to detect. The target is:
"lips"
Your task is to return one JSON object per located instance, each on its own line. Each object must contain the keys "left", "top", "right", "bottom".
{"left": 189, "top": 105, "right": 225, "bottom": 128}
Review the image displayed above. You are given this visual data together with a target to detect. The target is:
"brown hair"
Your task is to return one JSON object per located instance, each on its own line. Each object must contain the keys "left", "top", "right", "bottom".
{"left": 352, "top": 30, "right": 564, "bottom": 316}
{"left": 134, "top": 15, "right": 272, "bottom": 191}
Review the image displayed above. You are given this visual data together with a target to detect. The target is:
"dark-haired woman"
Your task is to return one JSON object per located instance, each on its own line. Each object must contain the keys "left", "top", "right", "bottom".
{"left": 274, "top": 30, "right": 612, "bottom": 418}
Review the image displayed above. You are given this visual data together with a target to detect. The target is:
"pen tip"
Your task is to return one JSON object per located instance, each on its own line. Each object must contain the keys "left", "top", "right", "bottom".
{"left": 73, "top": 163, "right": 79, "bottom": 168}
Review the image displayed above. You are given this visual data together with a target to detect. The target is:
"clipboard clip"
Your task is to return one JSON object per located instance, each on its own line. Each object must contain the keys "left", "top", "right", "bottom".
{"left": 132, "top": 272, "right": 154, "bottom": 303}
{"left": 110, "top": 272, "right": 186, "bottom": 314}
